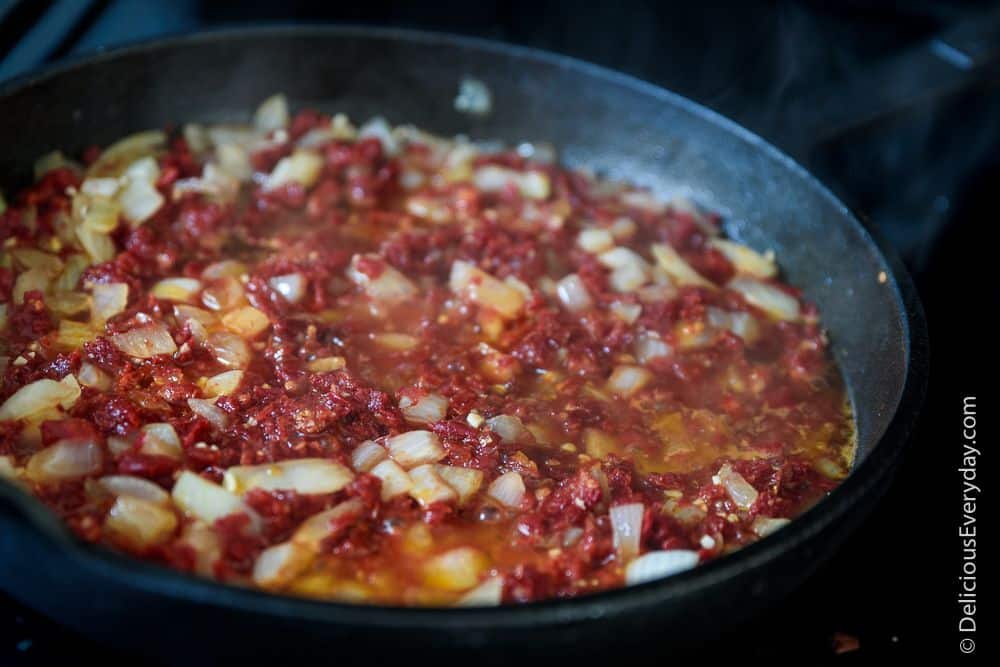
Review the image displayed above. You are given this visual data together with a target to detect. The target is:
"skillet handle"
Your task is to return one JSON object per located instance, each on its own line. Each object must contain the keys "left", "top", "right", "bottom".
{"left": 760, "top": 6, "right": 1000, "bottom": 155}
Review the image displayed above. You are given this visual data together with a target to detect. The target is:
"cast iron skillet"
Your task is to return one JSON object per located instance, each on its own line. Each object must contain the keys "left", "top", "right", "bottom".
{"left": 0, "top": 27, "right": 927, "bottom": 663}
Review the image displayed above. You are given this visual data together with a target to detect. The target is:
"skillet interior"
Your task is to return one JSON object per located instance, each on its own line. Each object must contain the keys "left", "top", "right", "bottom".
{"left": 0, "top": 27, "right": 926, "bottom": 661}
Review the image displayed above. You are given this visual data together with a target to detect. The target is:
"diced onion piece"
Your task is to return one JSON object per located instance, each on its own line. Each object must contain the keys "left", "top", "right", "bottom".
{"left": 222, "top": 306, "right": 270, "bottom": 338}
{"left": 622, "top": 190, "right": 666, "bottom": 214}
{"left": 609, "top": 264, "right": 648, "bottom": 293}
{"left": 10, "top": 248, "right": 64, "bottom": 275}
{"left": 111, "top": 324, "right": 177, "bottom": 358}
{"left": 609, "top": 502, "right": 645, "bottom": 561}
{"left": 473, "top": 166, "right": 550, "bottom": 200}
{"left": 91, "top": 282, "right": 129, "bottom": 321}
{"left": 556, "top": 273, "right": 593, "bottom": 312}
{"left": 177, "top": 521, "right": 222, "bottom": 576}
{"left": 728, "top": 277, "right": 800, "bottom": 321}
{"left": 717, "top": 463, "right": 758, "bottom": 509}
{"left": 223, "top": 459, "right": 354, "bottom": 495}
{"left": 88, "top": 130, "right": 166, "bottom": 177}
{"left": 0, "top": 376, "right": 81, "bottom": 421}
{"left": 13, "top": 268, "right": 49, "bottom": 304}
{"left": 346, "top": 254, "right": 417, "bottom": 301}
{"left": 706, "top": 307, "right": 761, "bottom": 344}
{"left": 268, "top": 273, "right": 306, "bottom": 304}
{"left": 140, "top": 422, "right": 182, "bottom": 459}
{"left": 434, "top": 465, "right": 484, "bottom": 504}
{"left": 307, "top": 356, "right": 346, "bottom": 373}
{"left": 369, "top": 460, "right": 413, "bottom": 499}
{"left": 0, "top": 456, "right": 17, "bottom": 480}
{"left": 172, "top": 471, "right": 256, "bottom": 527}
{"left": 610, "top": 216, "right": 638, "bottom": 239}
{"left": 400, "top": 393, "right": 449, "bottom": 424}
{"left": 98, "top": 475, "right": 170, "bottom": 505}
{"left": 118, "top": 177, "right": 164, "bottom": 225}
{"left": 207, "top": 331, "right": 251, "bottom": 368}
{"left": 423, "top": 547, "right": 490, "bottom": 592}
{"left": 25, "top": 439, "right": 103, "bottom": 483}
{"left": 408, "top": 464, "right": 458, "bottom": 506}
{"left": 188, "top": 397, "right": 228, "bottom": 430}
{"left": 710, "top": 239, "right": 777, "bottom": 279}
{"left": 577, "top": 228, "right": 614, "bottom": 253}
{"left": 373, "top": 333, "right": 419, "bottom": 351}
{"left": 358, "top": 117, "right": 399, "bottom": 155}
{"left": 254, "top": 94, "right": 289, "bottom": 131}
{"left": 386, "top": 430, "right": 445, "bottom": 468}
{"left": 81, "top": 195, "right": 121, "bottom": 233}
{"left": 201, "top": 260, "right": 248, "bottom": 281}
{"left": 216, "top": 144, "right": 253, "bottom": 181}
{"left": 81, "top": 177, "right": 120, "bottom": 198}
{"left": 625, "top": 550, "right": 700, "bottom": 585}
{"left": 253, "top": 541, "right": 313, "bottom": 590}
{"left": 264, "top": 150, "right": 322, "bottom": 191}
{"left": 203, "top": 370, "right": 244, "bottom": 397}
{"left": 75, "top": 225, "right": 115, "bottom": 263}
{"left": 292, "top": 498, "right": 364, "bottom": 550}
{"left": 599, "top": 247, "right": 650, "bottom": 293}
{"left": 487, "top": 471, "right": 525, "bottom": 508}
{"left": 53, "top": 320, "right": 95, "bottom": 351}
{"left": 54, "top": 254, "right": 89, "bottom": 293}
{"left": 455, "top": 577, "right": 503, "bottom": 607}
{"left": 351, "top": 441, "right": 388, "bottom": 473}
{"left": 449, "top": 260, "right": 525, "bottom": 319}
{"left": 651, "top": 243, "right": 713, "bottom": 287}
{"left": 607, "top": 365, "right": 653, "bottom": 397}
{"left": 485, "top": 414, "right": 531, "bottom": 444}
{"left": 752, "top": 516, "right": 791, "bottom": 537}
{"left": 151, "top": 277, "right": 202, "bottom": 302}
{"left": 77, "top": 362, "right": 112, "bottom": 391}
{"left": 609, "top": 300, "right": 642, "bottom": 324}
{"left": 634, "top": 331, "right": 672, "bottom": 364}
{"left": 105, "top": 496, "right": 177, "bottom": 550}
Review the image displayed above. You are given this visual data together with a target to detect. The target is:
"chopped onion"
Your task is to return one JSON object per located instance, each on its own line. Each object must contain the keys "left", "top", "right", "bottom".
{"left": 0, "top": 375, "right": 81, "bottom": 421}
{"left": 268, "top": 273, "right": 306, "bottom": 304}
{"left": 216, "top": 143, "right": 253, "bottom": 181}
{"left": 651, "top": 243, "right": 713, "bottom": 287}
{"left": 400, "top": 392, "right": 449, "bottom": 424}
{"left": 104, "top": 495, "right": 177, "bottom": 550}
{"left": 172, "top": 471, "right": 257, "bottom": 528}
{"left": 609, "top": 502, "right": 645, "bottom": 561}
{"left": 206, "top": 331, "right": 251, "bottom": 368}
{"left": 254, "top": 93, "right": 289, "bottom": 132}
{"left": 577, "top": 228, "right": 614, "bottom": 253}
{"left": 609, "top": 264, "right": 648, "bottom": 293}
{"left": 610, "top": 216, "right": 638, "bottom": 239}
{"left": 13, "top": 268, "right": 49, "bottom": 304}
{"left": 485, "top": 414, "right": 531, "bottom": 444}
{"left": 151, "top": 277, "right": 201, "bottom": 302}
{"left": 717, "top": 463, "right": 758, "bottom": 509}
{"left": 607, "top": 365, "right": 653, "bottom": 397}
{"left": 11, "top": 248, "right": 64, "bottom": 275}
{"left": 556, "top": 273, "right": 593, "bottom": 312}
{"left": 292, "top": 498, "right": 364, "bottom": 549}
{"left": 223, "top": 459, "right": 354, "bottom": 495}
{"left": 111, "top": 324, "right": 177, "bottom": 358}
{"left": 87, "top": 130, "right": 165, "bottom": 178}
{"left": 91, "top": 282, "right": 129, "bottom": 321}
{"left": 98, "top": 475, "right": 170, "bottom": 505}
{"left": 423, "top": 547, "right": 490, "bottom": 592}
{"left": 264, "top": 150, "right": 323, "bottom": 191}
{"left": 358, "top": 117, "right": 399, "bottom": 155}
{"left": 752, "top": 516, "right": 791, "bottom": 537}
{"left": 307, "top": 356, "right": 346, "bottom": 373}
{"left": 25, "top": 438, "right": 103, "bottom": 483}
{"left": 710, "top": 239, "right": 776, "bottom": 279}
{"left": 386, "top": 430, "right": 445, "bottom": 468}
{"left": 346, "top": 254, "right": 417, "bottom": 301}
{"left": 80, "top": 194, "right": 122, "bottom": 233}
{"left": 473, "top": 166, "right": 550, "bottom": 200}
{"left": 706, "top": 307, "right": 761, "bottom": 344}
{"left": 625, "top": 550, "right": 700, "bottom": 585}
{"left": 373, "top": 333, "right": 419, "bottom": 351}
{"left": 455, "top": 576, "right": 503, "bottom": 606}
{"left": 177, "top": 521, "right": 222, "bottom": 576}
{"left": 449, "top": 260, "right": 525, "bottom": 319}
{"left": 203, "top": 370, "right": 244, "bottom": 397}
{"left": 408, "top": 464, "right": 458, "bottom": 506}
{"left": 609, "top": 300, "right": 642, "bottom": 324}
{"left": 188, "top": 397, "right": 228, "bottom": 430}
{"left": 487, "top": 471, "right": 525, "bottom": 508}
{"left": 434, "top": 465, "right": 484, "bottom": 504}
{"left": 252, "top": 541, "right": 313, "bottom": 590}
{"left": 202, "top": 260, "right": 248, "bottom": 281}
{"left": 634, "top": 331, "right": 672, "bottom": 364}
{"left": 81, "top": 177, "right": 120, "bottom": 198}
{"left": 369, "top": 460, "right": 413, "bottom": 500}
{"left": 351, "top": 440, "right": 388, "bottom": 473}
{"left": 118, "top": 177, "right": 164, "bottom": 225}
{"left": 140, "top": 422, "right": 182, "bottom": 459}
{"left": 77, "top": 362, "right": 112, "bottom": 392}
{"left": 0, "top": 456, "right": 17, "bottom": 480}
{"left": 622, "top": 190, "right": 666, "bottom": 214}
{"left": 728, "top": 277, "right": 801, "bottom": 321}
{"left": 221, "top": 306, "right": 270, "bottom": 338}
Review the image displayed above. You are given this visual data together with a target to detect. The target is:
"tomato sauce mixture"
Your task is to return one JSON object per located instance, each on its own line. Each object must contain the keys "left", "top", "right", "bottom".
{"left": 0, "top": 96, "right": 854, "bottom": 605}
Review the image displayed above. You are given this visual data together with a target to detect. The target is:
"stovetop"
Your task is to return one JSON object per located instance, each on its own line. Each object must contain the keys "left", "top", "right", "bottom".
{"left": 0, "top": 1, "right": 991, "bottom": 663}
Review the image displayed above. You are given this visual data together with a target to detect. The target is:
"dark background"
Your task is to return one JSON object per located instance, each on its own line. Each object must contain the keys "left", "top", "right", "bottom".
{"left": 0, "top": 0, "right": 993, "bottom": 663}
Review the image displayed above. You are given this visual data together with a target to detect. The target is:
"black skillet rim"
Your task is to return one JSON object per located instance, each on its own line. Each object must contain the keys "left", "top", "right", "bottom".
{"left": 0, "top": 25, "right": 929, "bottom": 632}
